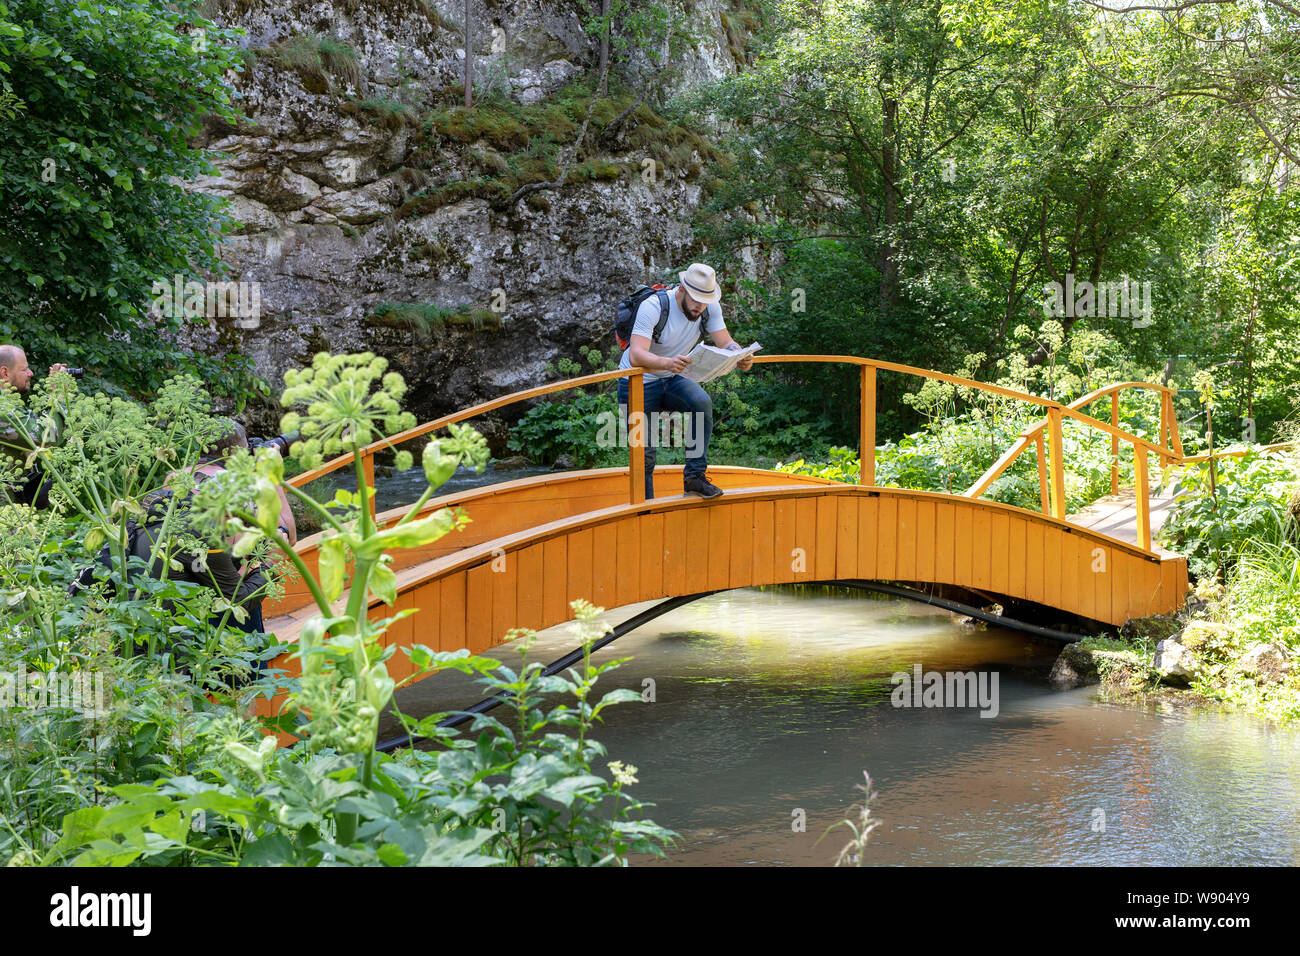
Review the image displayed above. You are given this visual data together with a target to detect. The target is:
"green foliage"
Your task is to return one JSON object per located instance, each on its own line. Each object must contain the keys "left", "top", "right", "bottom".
{"left": 1176, "top": 545, "right": 1300, "bottom": 724}
{"left": 1159, "top": 451, "right": 1298, "bottom": 582}
{"left": 686, "top": 0, "right": 1300, "bottom": 450}
{"left": 2, "top": 353, "right": 671, "bottom": 865}
{"left": 20, "top": 606, "right": 675, "bottom": 866}
{"left": 774, "top": 329, "right": 1165, "bottom": 512}
{"left": 508, "top": 390, "right": 623, "bottom": 469}
{"left": 0, "top": 0, "right": 247, "bottom": 391}
{"left": 506, "top": 348, "right": 623, "bottom": 468}
{"left": 0, "top": 370, "right": 282, "bottom": 648}
{"left": 0, "top": 374, "right": 289, "bottom": 856}
{"left": 706, "top": 370, "right": 841, "bottom": 465}
{"left": 263, "top": 33, "right": 360, "bottom": 93}
{"left": 366, "top": 302, "right": 502, "bottom": 336}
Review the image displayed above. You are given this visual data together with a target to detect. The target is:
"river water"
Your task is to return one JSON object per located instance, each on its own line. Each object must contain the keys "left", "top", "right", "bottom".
{"left": 386, "top": 585, "right": 1300, "bottom": 866}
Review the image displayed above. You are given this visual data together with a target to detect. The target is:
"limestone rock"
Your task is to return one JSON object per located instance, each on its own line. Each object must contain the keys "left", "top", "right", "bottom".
{"left": 1236, "top": 643, "right": 1292, "bottom": 683}
{"left": 243, "top": 168, "right": 322, "bottom": 212}
{"left": 1178, "top": 619, "right": 1234, "bottom": 654}
{"left": 180, "top": 0, "right": 763, "bottom": 435}
{"left": 492, "top": 456, "right": 531, "bottom": 471}
{"left": 224, "top": 195, "right": 281, "bottom": 235}
{"left": 514, "top": 59, "right": 584, "bottom": 105}
{"left": 1154, "top": 639, "right": 1200, "bottom": 685}
{"left": 314, "top": 179, "right": 399, "bottom": 224}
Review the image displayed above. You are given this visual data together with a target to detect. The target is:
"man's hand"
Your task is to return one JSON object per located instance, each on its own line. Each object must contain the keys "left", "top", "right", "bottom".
{"left": 48, "top": 364, "right": 68, "bottom": 376}
{"left": 722, "top": 342, "right": 753, "bottom": 372}
{"left": 664, "top": 354, "right": 692, "bottom": 374}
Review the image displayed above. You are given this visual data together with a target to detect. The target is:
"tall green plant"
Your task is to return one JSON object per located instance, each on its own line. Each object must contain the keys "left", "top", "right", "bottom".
{"left": 0, "top": 0, "right": 247, "bottom": 389}
{"left": 14, "top": 353, "right": 672, "bottom": 866}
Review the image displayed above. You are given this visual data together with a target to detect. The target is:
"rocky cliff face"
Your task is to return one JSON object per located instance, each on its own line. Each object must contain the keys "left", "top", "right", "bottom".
{"left": 187, "top": 0, "right": 763, "bottom": 443}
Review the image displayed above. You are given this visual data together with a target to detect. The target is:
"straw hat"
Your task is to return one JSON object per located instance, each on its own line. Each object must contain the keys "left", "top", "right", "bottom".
{"left": 677, "top": 263, "right": 722, "bottom": 304}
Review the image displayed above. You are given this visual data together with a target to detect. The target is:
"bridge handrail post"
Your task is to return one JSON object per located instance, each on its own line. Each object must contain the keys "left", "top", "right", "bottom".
{"left": 1047, "top": 407, "right": 1066, "bottom": 519}
{"left": 860, "top": 365, "right": 876, "bottom": 486}
{"left": 1035, "top": 431, "right": 1050, "bottom": 514}
{"left": 1134, "top": 439, "right": 1151, "bottom": 551}
{"left": 1158, "top": 390, "right": 1171, "bottom": 490}
{"left": 1110, "top": 392, "right": 1120, "bottom": 495}
{"left": 628, "top": 371, "right": 646, "bottom": 505}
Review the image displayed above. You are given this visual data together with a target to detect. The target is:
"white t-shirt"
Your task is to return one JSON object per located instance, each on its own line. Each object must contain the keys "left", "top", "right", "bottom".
{"left": 617, "top": 286, "right": 726, "bottom": 381}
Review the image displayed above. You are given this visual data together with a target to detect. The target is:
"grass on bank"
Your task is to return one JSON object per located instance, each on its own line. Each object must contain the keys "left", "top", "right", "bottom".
{"left": 366, "top": 301, "right": 502, "bottom": 335}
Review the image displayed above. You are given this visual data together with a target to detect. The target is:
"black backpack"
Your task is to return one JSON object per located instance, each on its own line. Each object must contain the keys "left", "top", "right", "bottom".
{"left": 615, "top": 284, "right": 672, "bottom": 351}
{"left": 68, "top": 478, "right": 209, "bottom": 598}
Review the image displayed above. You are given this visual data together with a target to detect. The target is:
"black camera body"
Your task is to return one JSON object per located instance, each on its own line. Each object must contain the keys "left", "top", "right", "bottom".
{"left": 66, "top": 367, "right": 84, "bottom": 379}
{"left": 249, "top": 432, "right": 297, "bottom": 455}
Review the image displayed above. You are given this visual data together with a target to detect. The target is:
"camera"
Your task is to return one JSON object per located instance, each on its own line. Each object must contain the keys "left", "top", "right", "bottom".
{"left": 66, "top": 368, "right": 84, "bottom": 379}
{"left": 249, "top": 432, "right": 298, "bottom": 455}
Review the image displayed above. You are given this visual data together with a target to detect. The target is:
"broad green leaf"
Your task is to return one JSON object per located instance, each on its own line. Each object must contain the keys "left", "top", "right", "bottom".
{"left": 318, "top": 537, "right": 347, "bottom": 602}
{"left": 369, "top": 561, "right": 397, "bottom": 606}
{"left": 232, "top": 530, "right": 261, "bottom": 558}
{"left": 355, "top": 508, "right": 456, "bottom": 558}
{"left": 255, "top": 478, "right": 281, "bottom": 533}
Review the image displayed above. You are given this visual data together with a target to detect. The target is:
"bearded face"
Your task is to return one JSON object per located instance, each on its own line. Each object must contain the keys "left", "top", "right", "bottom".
{"left": 0, "top": 349, "right": 33, "bottom": 394}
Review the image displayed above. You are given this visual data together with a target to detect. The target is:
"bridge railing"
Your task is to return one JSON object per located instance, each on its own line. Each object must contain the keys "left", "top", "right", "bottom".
{"left": 286, "top": 367, "right": 655, "bottom": 506}
{"left": 286, "top": 355, "right": 1190, "bottom": 553}
{"left": 959, "top": 380, "right": 1182, "bottom": 550}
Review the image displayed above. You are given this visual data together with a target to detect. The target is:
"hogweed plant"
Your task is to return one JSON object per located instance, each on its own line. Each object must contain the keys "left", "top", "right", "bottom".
{"left": 26, "top": 352, "right": 672, "bottom": 865}
{"left": 0, "top": 376, "right": 288, "bottom": 858}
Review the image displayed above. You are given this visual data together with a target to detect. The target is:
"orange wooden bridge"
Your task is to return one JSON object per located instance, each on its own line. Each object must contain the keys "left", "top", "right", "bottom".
{"left": 258, "top": 355, "right": 1198, "bottom": 693}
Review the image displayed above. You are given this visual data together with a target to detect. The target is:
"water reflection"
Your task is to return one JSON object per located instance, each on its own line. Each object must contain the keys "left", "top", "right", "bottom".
{"left": 387, "top": 587, "right": 1300, "bottom": 866}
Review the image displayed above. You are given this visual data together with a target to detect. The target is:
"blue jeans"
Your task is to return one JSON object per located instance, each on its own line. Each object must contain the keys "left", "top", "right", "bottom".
{"left": 617, "top": 374, "right": 713, "bottom": 500}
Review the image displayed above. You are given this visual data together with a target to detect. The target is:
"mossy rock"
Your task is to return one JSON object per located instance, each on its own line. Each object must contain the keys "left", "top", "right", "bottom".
{"left": 470, "top": 146, "right": 511, "bottom": 175}
{"left": 366, "top": 302, "right": 501, "bottom": 336}
{"left": 395, "top": 179, "right": 508, "bottom": 219}
{"left": 427, "top": 106, "right": 531, "bottom": 150}
{"left": 1178, "top": 619, "right": 1236, "bottom": 656}
{"left": 571, "top": 159, "right": 623, "bottom": 181}
{"left": 409, "top": 239, "right": 449, "bottom": 262}
{"left": 344, "top": 97, "right": 419, "bottom": 130}
{"left": 1096, "top": 650, "right": 1152, "bottom": 694}
{"left": 1049, "top": 642, "right": 1102, "bottom": 688}
{"left": 262, "top": 34, "right": 361, "bottom": 94}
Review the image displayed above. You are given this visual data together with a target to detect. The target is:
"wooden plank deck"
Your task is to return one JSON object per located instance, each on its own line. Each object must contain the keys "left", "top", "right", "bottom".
{"left": 1065, "top": 488, "right": 1180, "bottom": 553}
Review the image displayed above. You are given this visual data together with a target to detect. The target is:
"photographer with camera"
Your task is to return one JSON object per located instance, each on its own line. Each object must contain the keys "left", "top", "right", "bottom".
{"left": 0, "top": 343, "right": 77, "bottom": 507}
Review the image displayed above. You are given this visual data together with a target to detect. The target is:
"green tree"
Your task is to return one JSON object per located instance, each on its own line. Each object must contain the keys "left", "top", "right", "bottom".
{"left": 0, "top": 0, "right": 243, "bottom": 389}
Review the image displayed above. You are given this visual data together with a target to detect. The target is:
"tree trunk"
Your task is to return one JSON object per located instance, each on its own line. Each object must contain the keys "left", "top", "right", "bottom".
{"left": 598, "top": 0, "right": 610, "bottom": 96}
{"left": 464, "top": 0, "right": 473, "bottom": 108}
{"left": 877, "top": 9, "right": 900, "bottom": 317}
{"left": 1244, "top": 284, "right": 1256, "bottom": 437}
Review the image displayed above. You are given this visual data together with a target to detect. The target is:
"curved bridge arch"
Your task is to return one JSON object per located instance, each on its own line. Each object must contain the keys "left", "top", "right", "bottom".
{"left": 265, "top": 474, "right": 1186, "bottom": 690}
